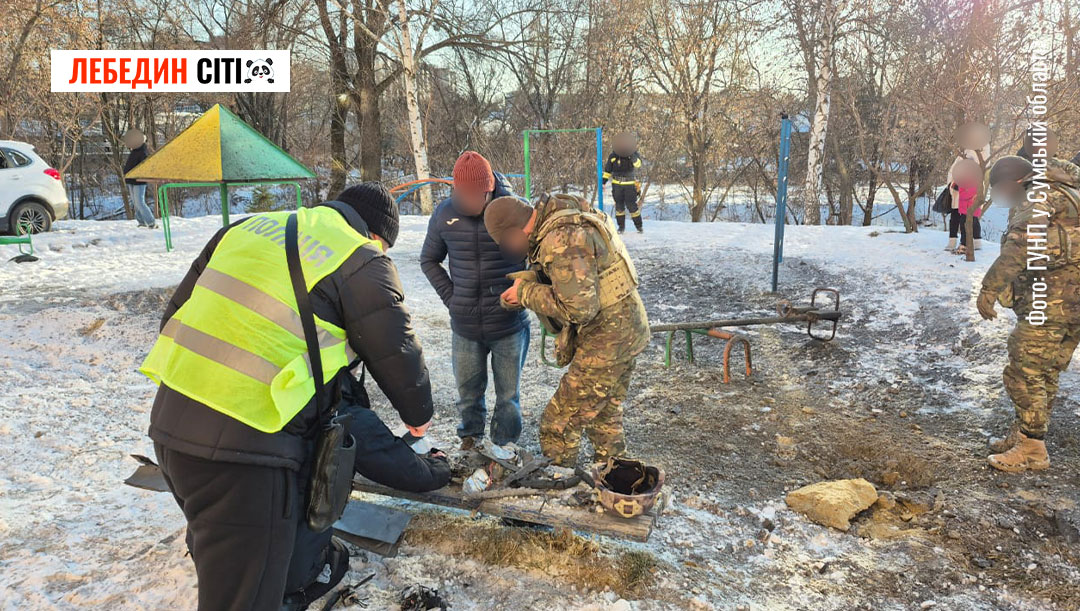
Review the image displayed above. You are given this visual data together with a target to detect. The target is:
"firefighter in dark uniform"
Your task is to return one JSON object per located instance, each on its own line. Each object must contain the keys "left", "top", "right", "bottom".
{"left": 603, "top": 132, "right": 644, "bottom": 234}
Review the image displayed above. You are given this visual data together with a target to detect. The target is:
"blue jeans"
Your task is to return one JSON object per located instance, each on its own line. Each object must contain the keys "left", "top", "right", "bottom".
{"left": 129, "top": 183, "right": 156, "bottom": 227}
{"left": 453, "top": 326, "right": 530, "bottom": 445}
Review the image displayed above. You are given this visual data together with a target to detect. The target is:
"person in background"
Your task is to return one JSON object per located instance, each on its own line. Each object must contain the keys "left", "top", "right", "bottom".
{"left": 603, "top": 132, "right": 645, "bottom": 234}
{"left": 950, "top": 158, "right": 983, "bottom": 254}
{"left": 122, "top": 129, "right": 157, "bottom": 229}
{"left": 420, "top": 152, "right": 530, "bottom": 451}
{"left": 944, "top": 143, "right": 989, "bottom": 251}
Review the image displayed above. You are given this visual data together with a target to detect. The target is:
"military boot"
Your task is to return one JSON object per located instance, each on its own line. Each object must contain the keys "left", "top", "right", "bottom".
{"left": 988, "top": 434, "right": 1050, "bottom": 473}
{"left": 988, "top": 423, "right": 1022, "bottom": 453}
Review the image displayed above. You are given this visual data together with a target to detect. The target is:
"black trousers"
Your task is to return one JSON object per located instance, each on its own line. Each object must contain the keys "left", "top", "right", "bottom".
{"left": 612, "top": 183, "right": 642, "bottom": 230}
{"left": 155, "top": 443, "right": 332, "bottom": 611}
{"left": 958, "top": 213, "right": 981, "bottom": 246}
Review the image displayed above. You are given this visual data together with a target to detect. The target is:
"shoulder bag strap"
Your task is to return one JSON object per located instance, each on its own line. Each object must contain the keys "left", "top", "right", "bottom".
{"left": 285, "top": 213, "right": 326, "bottom": 417}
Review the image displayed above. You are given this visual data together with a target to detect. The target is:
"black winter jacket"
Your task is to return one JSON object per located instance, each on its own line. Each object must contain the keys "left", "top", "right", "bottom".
{"left": 123, "top": 144, "right": 149, "bottom": 185}
{"left": 420, "top": 172, "right": 528, "bottom": 341}
{"left": 148, "top": 201, "right": 434, "bottom": 471}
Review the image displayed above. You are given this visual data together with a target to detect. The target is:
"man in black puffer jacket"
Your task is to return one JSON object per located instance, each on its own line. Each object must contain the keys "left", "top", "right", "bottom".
{"left": 146, "top": 183, "right": 450, "bottom": 611}
{"left": 421, "top": 152, "right": 530, "bottom": 450}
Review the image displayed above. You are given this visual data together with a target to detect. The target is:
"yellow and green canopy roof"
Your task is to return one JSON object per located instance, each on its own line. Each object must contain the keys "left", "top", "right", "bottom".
{"left": 125, "top": 104, "right": 315, "bottom": 183}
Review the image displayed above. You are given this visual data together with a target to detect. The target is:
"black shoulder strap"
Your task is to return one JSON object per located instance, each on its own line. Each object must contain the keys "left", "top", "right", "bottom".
{"left": 285, "top": 214, "right": 326, "bottom": 417}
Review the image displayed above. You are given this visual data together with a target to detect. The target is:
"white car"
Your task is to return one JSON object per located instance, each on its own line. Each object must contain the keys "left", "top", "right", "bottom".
{"left": 0, "top": 140, "right": 70, "bottom": 234}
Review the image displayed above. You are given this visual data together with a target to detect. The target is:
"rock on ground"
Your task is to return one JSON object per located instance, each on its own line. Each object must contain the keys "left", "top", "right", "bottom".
{"left": 785, "top": 478, "right": 879, "bottom": 531}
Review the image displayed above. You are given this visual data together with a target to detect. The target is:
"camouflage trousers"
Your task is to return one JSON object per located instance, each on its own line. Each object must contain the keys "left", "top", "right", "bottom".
{"left": 1003, "top": 319, "right": 1080, "bottom": 436}
{"left": 539, "top": 357, "right": 635, "bottom": 467}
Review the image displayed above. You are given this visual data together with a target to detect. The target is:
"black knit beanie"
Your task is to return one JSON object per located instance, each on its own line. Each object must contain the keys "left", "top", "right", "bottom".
{"left": 336, "top": 182, "right": 400, "bottom": 247}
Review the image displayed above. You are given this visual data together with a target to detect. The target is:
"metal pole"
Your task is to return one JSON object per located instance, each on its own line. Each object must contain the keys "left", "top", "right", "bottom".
{"left": 220, "top": 183, "right": 230, "bottom": 227}
{"left": 596, "top": 127, "right": 604, "bottom": 212}
{"left": 771, "top": 114, "right": 793, "bottom": 293}
{"left": 158, "top": 185, "right": 172, "bottom": 252}
{"left": 523, "top": 130, "right": 532, "bottom": 200}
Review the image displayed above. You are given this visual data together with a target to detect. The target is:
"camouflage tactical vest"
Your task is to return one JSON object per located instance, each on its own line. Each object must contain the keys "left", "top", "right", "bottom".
{"left": 533, "top": 202, "right": 640, "bottom": 308}
{"left": 1040, "top": 182, "right": 1080, "bottom": 270}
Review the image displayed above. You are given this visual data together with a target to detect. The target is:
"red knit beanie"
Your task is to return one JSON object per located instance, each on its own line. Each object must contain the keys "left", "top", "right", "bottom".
{"left": 453, "top": 151, "right": 495, "bottom": 194}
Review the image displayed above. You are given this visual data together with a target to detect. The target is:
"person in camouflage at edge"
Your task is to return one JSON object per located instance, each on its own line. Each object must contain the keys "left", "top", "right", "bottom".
{"left": 978, "top": 152, "right": 1080, "bottom": 473}
{"left": 483, "top": 193, "right": 651, "bottom": 467}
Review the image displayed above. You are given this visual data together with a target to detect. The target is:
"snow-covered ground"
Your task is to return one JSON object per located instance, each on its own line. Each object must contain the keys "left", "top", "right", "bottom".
{"left": 3, "top": 213, "right": 1077, "bottom": 610}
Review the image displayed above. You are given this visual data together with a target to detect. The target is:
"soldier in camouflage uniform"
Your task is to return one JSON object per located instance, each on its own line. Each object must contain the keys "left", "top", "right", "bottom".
{"left": 483, "top": 193, "right": 651, "bottom": 467}
{"left": 978, "top": 154, "right": 1080, "bottom": 473}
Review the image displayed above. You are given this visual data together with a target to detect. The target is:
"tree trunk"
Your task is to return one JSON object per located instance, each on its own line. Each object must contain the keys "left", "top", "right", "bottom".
{"left": 397, "top": 0, "right": 434, "bottom": 213}
{"left": 316, "top": 0, "right": 351, "bottom": 194}
{"left": 802, "top": 1, "right": 840, "bottom": 226}
{"left": 329, "top": 92, "right": 348, "bottom": 195}
{"left": 355, "top": 35, "right": 382, "bottom": 182}
{"left": 862, "top": 173, "right": 877, "bottom": 226}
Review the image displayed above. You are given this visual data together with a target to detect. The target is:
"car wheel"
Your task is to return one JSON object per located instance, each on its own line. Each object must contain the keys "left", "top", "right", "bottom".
{"left": 11, "top": 201, "right": 52, "bottom": 235}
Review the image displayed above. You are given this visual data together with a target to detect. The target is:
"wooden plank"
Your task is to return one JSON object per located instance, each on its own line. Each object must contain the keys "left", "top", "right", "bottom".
{"left": 351, "top": 478, "right": 655, "bottom": 542}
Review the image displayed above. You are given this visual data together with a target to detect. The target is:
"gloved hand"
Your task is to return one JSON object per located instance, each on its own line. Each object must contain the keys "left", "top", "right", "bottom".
{"left": 977, "top": 289, "right": 998, "bottom": 320}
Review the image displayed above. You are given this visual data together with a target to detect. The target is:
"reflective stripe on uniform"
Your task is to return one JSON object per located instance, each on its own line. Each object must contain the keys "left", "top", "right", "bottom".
{"left": 631, "top": 210, "right": 642, "bottom": 218}
{"left": 196, "top": 267, "right": 347, "bottom": 353}
{"left": 161, "top": 317, "right": 280, "bottom": 384}
{"left": 611, "top": 178, "right": 637, "bottom": 185}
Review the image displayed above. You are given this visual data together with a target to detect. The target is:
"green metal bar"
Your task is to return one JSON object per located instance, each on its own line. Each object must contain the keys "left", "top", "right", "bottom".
{"left": 220, "top": 183, "right": 230, "bottom": 227}
{"left": 685, "top": 330, "right": 694, "bottom": 363}
{"left": 524, "top": 128, "right": 598, "bottom": 134}
{"left": 664, "top": 331, "right": 675, "bottom": 368}
{"left": 156, "top": 180, "right": 305, "bottom": 252}
{"left": 0, "top": 233, "right": 33, "bottom": 256}
{"left": 539, "top": 327, "right": 559, "bottom": 368}
{"left": 158, "top": 185, "right": 172, "bottom": 252}
{"left": 523, "top": 130, "right": 531, "bottom": 200}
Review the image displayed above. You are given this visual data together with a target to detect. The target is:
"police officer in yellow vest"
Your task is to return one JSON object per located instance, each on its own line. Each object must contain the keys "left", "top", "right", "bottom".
{"left": 141, "top": 183, "right": 446, "bottom": 610}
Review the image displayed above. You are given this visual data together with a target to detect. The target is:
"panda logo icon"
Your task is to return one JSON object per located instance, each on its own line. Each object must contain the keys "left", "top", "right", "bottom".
{"left": 245, "top": 58, "right": 274, "bottom": 84}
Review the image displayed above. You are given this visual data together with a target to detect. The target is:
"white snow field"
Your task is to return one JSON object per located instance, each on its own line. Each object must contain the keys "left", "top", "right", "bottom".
{"left": 2, "top": 213, "right": 1075, "bottom": 610}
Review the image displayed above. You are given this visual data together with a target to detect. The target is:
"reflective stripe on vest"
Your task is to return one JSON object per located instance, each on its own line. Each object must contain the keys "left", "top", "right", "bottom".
{"left": 140, "top": 207, "right": 375, "bottom": 433}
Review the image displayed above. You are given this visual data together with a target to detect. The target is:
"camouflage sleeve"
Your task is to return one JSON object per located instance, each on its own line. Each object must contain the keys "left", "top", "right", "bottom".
{"left": 1049, "top": 157, "right": 1080, "bottom": 187}
{"left": 518, "top": 225, "right": 601, "bottom": 325}
{"left": 981, "top": 194, "right": 1058, "bottom": 295}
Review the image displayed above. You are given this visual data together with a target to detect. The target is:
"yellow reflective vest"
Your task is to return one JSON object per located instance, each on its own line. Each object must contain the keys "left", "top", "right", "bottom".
{"left": 140, "top": 207, "right": 379, "bottom": 433}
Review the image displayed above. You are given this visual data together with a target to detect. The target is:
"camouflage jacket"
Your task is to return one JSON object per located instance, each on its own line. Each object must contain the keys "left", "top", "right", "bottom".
{"left": 982, "top": 157, "right": 1080, "bottom": 319}
{"left": 518, "top": 195, "right": 650, "bottom": 365}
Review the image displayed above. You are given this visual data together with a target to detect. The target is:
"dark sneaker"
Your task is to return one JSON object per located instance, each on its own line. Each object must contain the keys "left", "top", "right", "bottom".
{"left": 636, "top": 227, "right": 644, "bottom": 234}
{"left": 281, "top": 538, "right": 350, "bottom": 610}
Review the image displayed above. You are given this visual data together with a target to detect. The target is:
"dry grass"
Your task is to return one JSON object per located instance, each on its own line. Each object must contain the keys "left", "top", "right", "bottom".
{"left": 404, "top": 511, "right": 660, "bottom": 597}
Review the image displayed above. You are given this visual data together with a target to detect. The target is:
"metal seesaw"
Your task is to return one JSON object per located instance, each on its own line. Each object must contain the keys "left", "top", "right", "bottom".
{"left": 540, "top": 288, "right": 843, "bottom": 382}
